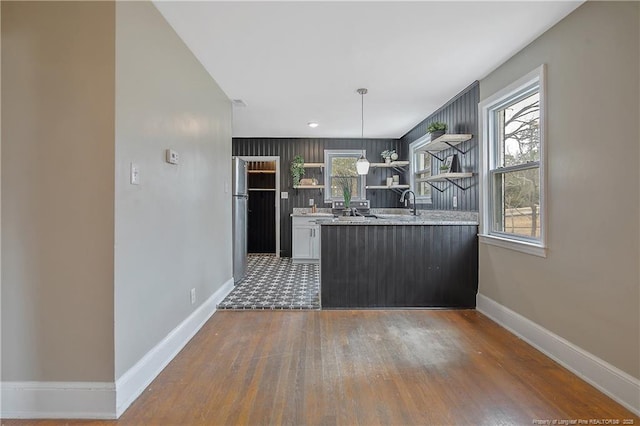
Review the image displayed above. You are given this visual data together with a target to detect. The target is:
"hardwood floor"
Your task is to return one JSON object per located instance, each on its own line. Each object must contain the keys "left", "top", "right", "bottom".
{"left": 3, "top": 310, "right": 638, "bottom": 425}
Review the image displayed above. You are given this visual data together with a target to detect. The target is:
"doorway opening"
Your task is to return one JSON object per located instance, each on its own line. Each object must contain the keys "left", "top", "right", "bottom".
{"left": 241, "top": 156, "right": 280, "bottom": 257}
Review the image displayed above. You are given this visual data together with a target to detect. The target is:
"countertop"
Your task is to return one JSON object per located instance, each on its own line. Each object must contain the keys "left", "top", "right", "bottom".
{"left": 292, "top": 208, "right": 478, "bottom": 226}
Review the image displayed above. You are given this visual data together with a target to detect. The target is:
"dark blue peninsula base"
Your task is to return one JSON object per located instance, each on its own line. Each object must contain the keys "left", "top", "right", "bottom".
{"left": 319, "top": 215, "right": 478, "bottom": 309}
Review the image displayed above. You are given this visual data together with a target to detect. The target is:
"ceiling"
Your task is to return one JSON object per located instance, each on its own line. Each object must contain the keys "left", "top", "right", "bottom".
{"left": 154, "top": 1, "right": 582, "bottom": 139}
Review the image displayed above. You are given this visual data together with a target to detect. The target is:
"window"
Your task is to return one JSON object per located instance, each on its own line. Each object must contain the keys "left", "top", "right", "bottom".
{"left": 479, "top": 65, "right": 546, "bottom": 257}
{"left": 324, "top": 150, "right": 366, "bottom": 202}
{"left": 409, "top": 136, "right": 433, "bottom": 203}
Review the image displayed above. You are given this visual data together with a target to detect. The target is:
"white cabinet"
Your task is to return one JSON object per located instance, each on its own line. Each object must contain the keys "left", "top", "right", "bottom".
{"left": 292, "top": 217, "right": 320, "bottom": 263}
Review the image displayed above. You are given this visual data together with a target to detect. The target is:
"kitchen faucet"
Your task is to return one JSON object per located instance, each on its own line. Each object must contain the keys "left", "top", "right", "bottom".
{"left": 399, "top": 189, "right": 417, "bottom": 216}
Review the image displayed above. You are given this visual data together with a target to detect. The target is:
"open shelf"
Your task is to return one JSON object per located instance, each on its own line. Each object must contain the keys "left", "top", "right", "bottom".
{"left": 422, "top": 172, "right": 473, "bottom": 183}
{"left": 366, "top": 185, "right": 410, "bottom": 190}
{"left": 369, "top": 161, "right": 409, "bottom": 168}
{"left": 303, "top": 163, "right": 324, "bottom": 168}
{"left": 419, "top": 172, "right": 473, "bottom": 192}
{"left": 248, "top": 170, "right": 275, "bottom": 174}
{"left": 417, "top": 134, "right": 473, "bottom": 160}
{"left": 293, "top": 185, "right": 324, "bottom": 190}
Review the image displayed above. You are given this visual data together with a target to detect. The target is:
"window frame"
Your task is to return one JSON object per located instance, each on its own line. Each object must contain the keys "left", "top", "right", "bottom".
{"left": 409, "top": 135, "right": 433, "bottom": 204}
{"left": 478, "top": 65, "right": 547, "bottom": 257}
{"left": 323, "top": 149, "right": 367, "bottom": 203}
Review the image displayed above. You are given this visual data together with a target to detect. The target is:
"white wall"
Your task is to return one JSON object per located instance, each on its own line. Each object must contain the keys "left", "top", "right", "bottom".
{"left": 114, "top": 2, "right": 233, "bottom": 378}
{"left": 479, "top": 1, "right": 639, "bottom": 379}
{"left": 1, "top": 1, "right": 116, "bottom": 382}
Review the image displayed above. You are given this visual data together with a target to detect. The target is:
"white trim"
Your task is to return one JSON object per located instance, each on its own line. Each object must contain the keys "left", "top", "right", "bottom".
{"left": 479, "top": 64, "right": 547, "bottom": 250}
{"left": 1, "top": 279, "right": 234, "bottom": 420}
{"left": 476, "top": 293, "right": 640, "bottom": 416}
{"left": 479, "top": 233, "right": 547, "bottom": 257}
{"left": 409, "top": 134, "right": 433, "bottom": 204}
{"left": 0, "top": 381, "right": 116, "bottom": 419}
{"left": 115, "top": 277, "right": 234, "bottom": 417}
{"left": 323, "top": 149, "right": 367, "bottom": 203}
{"left": 238, "top": 156, "right": 281, "bottom": 257}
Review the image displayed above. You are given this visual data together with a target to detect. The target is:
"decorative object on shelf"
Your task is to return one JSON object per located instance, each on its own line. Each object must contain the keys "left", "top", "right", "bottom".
{"left": 427, "top": 121, "right": 448, "bottom": 141}
{"left": 381, "top": 149, "right": 396, "bottom": 164}
{"left": 392, "top": 175, "right": 399, "bottom": 185}
{"left": 291, "top": 155, "right": 305, "bottom": 186}
{"left": 386, "top": 177, "right": 394, "bottom": 187}
{"left": 440, "top": 154, "right": 456, "bottom": 174}
{"left": 300, "top": 178, "right": 318, "bottom": 186}
{"left": 391, "top": 152, "right": 398, "bottom": 161}
{"left": 355, "top": 88, "right": 370, "bottom": 175}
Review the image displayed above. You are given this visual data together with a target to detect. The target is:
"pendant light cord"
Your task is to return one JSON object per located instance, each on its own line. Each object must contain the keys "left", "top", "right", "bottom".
{"left": 361, "top": 91, "right": 364, "bottom": 141}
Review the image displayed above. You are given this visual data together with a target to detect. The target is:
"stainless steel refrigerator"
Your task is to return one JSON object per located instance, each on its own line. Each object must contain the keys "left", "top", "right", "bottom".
{"left": 232, "top": 157, "right": 248, "bottom": 283}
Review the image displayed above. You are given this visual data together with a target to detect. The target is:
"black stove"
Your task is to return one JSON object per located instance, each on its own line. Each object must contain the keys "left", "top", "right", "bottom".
{"left": 331, "top": 200, "right": 371, "bottom": 217}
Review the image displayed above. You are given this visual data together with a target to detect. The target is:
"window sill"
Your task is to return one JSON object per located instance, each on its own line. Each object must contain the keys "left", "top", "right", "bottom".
{"left": 479, "top": 234, "right": 547, "bottom": 258}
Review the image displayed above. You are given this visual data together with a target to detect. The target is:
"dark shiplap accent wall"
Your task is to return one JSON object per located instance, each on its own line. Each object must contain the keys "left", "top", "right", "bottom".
{"left": 233, "top": 138, "right": 403, "bottom": 257}
{"left": 400, "top": 82, "right": 480, "bottom": 211}
{"left": 320, "top": 224, "right": 479, "bottom": 308}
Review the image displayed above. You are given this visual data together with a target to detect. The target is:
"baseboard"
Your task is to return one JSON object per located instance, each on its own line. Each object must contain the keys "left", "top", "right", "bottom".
{"left": 0, "top": 279, "right": 234, "bottom": 420}
{"left": 115, "top": 278, "right": 234, "bottom": 417}
{"left": 476, "top": 293, "right": 640, "bottom": 416}
{"left": 0, "top": 381, "right": 116, "bottom": 419}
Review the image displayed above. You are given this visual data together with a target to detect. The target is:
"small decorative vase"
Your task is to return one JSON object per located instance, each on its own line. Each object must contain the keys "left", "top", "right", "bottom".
{"left": 343, "top": 209, "right": 351, "bottom": 217}
{"left": 385, "top": 157, "right": 392, "bottom": 164}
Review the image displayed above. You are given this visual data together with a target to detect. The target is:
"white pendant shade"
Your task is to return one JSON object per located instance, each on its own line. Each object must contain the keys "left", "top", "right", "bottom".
{"left": 356, "top": 155, "right": 370, "bottom": 175}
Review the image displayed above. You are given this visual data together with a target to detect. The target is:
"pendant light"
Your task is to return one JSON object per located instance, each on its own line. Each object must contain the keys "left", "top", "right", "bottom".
{"left": 355, "top": 88, "right": 370, "bottom": 175}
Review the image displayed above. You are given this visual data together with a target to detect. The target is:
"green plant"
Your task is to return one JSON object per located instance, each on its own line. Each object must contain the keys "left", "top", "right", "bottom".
{"left": 290, "top": 155, "right": 305, "bottom": 186}
{"left": 427, "top": 121, "right": 448, "bottom": 133}
{"left": 336, "top": 176, "right": 353, "bottom": 208}
{"left": 380, "top": 149, "right": 396, "bottom": 160}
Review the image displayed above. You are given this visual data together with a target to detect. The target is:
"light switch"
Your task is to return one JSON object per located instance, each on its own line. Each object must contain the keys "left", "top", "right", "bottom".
{"left": 281, "top": 192, "right": 289, "bottom": 199}
{"left": 130, "top": 163, "right": 140, "bottom": 185}
{"left": 309, "top": 198, "right": 314, "bottom": 206}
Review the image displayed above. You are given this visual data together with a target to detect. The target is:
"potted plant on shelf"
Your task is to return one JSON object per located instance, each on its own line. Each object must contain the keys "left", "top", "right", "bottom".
{"left": 427, "top": 121, "right": 448, "bottom": 140}
{"left": 381, "top": 149, "right": 397, "bottom": 164}
{"left": 291, "top": 155, "right": 305, "bottom": 186}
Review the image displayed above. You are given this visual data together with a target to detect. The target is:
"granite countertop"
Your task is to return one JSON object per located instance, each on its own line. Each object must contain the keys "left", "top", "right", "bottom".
{"left": 290, "top": 208, "right": 334, "bottom": 218}
{"left": 291, "top": 207, "right": 478, "bottom": 225}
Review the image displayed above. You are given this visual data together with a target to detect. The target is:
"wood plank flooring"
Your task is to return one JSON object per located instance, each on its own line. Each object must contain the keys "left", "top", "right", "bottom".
{"left": 3, "top": 310, "right": 638, "bottom": 425}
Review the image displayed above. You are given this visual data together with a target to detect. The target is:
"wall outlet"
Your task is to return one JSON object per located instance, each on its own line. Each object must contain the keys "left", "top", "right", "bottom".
{"left": 453, "top": 195, "right": 458, "bottom": 209}
{"left": 281, "top": 192, "right": 288, "bottom": 199}
{"left": 166, "top": 149, "right": 179, "bottom": 165}
{"left": 190, "top": 288, "right": 196, "bottom": 305}
{"left": 309, "top": 198, "right": 314, "bottom": 206}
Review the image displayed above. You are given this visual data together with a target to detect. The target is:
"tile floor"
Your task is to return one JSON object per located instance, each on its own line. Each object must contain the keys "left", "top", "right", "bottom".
{"left": 217, "top": 254, "right": 320, "bottom": 310}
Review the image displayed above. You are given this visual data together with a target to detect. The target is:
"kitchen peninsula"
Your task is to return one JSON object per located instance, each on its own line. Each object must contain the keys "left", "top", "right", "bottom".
{"left": 317, "top": 210, "right": 478, "bottom": 309}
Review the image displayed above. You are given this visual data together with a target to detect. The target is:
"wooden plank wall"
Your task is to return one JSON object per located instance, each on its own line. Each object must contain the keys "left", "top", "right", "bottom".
{"left": 400, "top": 82, "right": 480, "bottom": 211}
{"left": 233, "top": 138, "right": 403, "bottom": 257}
{"left": 320, "top": 224, "right": 479, "bottom": 308}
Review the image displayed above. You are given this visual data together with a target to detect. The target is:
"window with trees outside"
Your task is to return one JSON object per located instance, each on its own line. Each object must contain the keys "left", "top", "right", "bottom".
{"left": 409, "top": 136, "right": 432, "bottom": 203}
{"left": 479, "top": 65, "right": 546, "bottom": 257}
{"left": 323, "top": 150, "right": 366, "bottom": 203}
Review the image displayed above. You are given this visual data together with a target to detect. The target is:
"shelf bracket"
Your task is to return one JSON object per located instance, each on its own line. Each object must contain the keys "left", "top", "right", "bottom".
{"left": 425, "top": 152, "right": 445, "bottom": 161}
{"left": 425, "top": 182, "right": 446, "bottom": 193}
{"left": 444, "top": 178, "right": 471, "bottom": 191}
{"left": 443, "top": 142, "right": 469, "bottom": 156}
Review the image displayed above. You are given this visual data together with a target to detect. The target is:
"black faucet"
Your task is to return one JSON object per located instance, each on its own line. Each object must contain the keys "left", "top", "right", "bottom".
{"left": 400, "top": 190, "right": 417, "bottom": 215}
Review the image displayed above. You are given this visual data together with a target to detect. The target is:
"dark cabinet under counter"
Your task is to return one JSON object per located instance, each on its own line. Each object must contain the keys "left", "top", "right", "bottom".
{"left": 320, "top": 223, "right": 478, "bottom": 308}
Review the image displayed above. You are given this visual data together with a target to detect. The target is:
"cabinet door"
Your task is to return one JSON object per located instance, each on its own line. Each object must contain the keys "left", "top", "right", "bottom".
{"left": 310, "top": 225, "right": 321, "bottom": 259}
{"left": 292, "top": 225, "right": 314, "bottom": 260}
